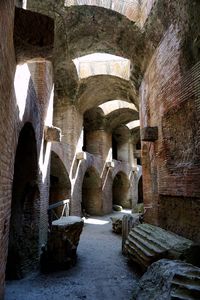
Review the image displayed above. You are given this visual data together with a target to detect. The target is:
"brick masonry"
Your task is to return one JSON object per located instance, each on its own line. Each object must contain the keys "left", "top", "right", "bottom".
{"left": 1, "top": 0, "right": 200, "bottom": 298}
{"left": 0, "top": 3, "right": 54, "bottom": 296}
{"left": 0, "top": 1, "right": 16, "bottom": 297}
{"left": 140, "top": 6, "right": 200, "bottom": 241}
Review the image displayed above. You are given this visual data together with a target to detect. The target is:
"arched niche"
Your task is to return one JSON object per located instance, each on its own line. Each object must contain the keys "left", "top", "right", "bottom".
{"left": 49, "top": 151, "right": 71, "bottom": 218}
{"left": 112, "top": 172, "right": 131, "bottom": 209}
{"left": 82, "top": 167, "right": 102, "bottom": 215}
{"left": 6, "top": 123, "right": 39, "bottom": 279}
{"left": 138, "top": 176, "right": 143, "bottom": 204}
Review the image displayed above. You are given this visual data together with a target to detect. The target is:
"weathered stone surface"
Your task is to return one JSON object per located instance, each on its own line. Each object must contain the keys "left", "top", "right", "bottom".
{"left": 132, "top": 259, "right": 200, "bottom": 300}
{"left": 110, "top": 216, "right": 123, "bottom": 234}
{"left": 113, "top": 205, "right": 123, "bottom": 211}
{"left": 124, "top": 223, "right": 195, "bottom": 270}
{"left": 83, "top": 105, "right": 139, "bottom": 132}
{"left": 14, "top": 7, "right": 54, "bottom": 63}
{"left": 64, "top": 0, "right": 140, "bottom": 23}
{"left": 132, "top": 203, "right": 144, "bottom": 214}
{"left": 44, "top": 125, "right": 62, "bottom": 142}
{"left": 40, "top": 217, "right": 84, "bottom": 272}
{"left": 77, "top": 75, "right": 138, "bottom": 114}
{"left": 122, "top": 214, "right": 140, "bottom": 254}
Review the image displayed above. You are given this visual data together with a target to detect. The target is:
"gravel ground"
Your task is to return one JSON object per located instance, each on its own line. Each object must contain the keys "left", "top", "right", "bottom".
{"left": 5, "top": 212, "right": 139, "bottom": 300}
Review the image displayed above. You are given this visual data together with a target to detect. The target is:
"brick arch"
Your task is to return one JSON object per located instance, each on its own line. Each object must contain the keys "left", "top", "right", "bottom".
{"left": 82, "top": 167, "right": 102, "bottom": 215}
{"left": 6, "top": 122, "right": 40, "bottom": 279}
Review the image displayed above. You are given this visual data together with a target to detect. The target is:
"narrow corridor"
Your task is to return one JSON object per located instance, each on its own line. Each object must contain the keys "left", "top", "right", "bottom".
{"left": 5, "top": 212, "right": 138, "bottom": 300}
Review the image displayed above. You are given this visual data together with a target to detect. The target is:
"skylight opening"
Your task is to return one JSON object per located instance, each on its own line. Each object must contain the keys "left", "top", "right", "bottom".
{"left": 99, "top": 100, "right": 137, "bottom": 116}
{"left": 126, "top": 120, "right": 140, "bottom": 129}
{"left": 73, "top": 53, "right": 130, "bottom": 80}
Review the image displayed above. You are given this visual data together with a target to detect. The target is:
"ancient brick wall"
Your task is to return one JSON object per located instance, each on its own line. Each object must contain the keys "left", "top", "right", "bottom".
{"left": 140, "top": 7, "right": 200, "bottom": 242}
{"left": 0, "top": 1, "right": 16, "bottom": 297}
{"left": 0, "top": 4, "right": 54, "bottom": 296}
{"left": 157, "top": 60, "right": 200, "bottom": 241}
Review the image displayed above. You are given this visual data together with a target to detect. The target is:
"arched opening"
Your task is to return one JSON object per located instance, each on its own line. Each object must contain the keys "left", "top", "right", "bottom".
{"left": 138, "top": 176, "right": 143, "bottom": 204}
{"left": 112, "top": 126, "right": 130, "bottom": 162}
{"left": 49, "top": 151, "right": 71, "bottom": 219}
{"left": 73, "top": 53, "right": 130, "bottom": 80}
{"left": 6, "top": 123, "right": 39, "bottom": 279}
{"left": 82, "top": 167, "right": 102, "bottom": 215}
{"left": 112, "top": 172, "right": 130, "bottom": 209}
{"left": 112, "top": 135, "right": 118, "bottom": 160}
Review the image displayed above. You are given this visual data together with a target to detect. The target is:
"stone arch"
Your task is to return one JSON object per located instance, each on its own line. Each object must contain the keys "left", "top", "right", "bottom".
{"left": 62, "top": 6, "right": 144, "bottom": 62}
{"left": 14, "top": 7, "right": 54, "bottom": 64}
{"left": 64, "top": 1, "right": 139, "bottom": 22}
{"left": 53, "top": 5, "right": 144, "bottom": 105}
{"left": 82, "top": 167, "right": 102, "bottom": 215}
{"left": 77, "top": 75, "right": 138, "bottom": 113}
{"left": 106, "top": 108, "right": 139, "bottom": 130}
{"left": 49, "top": 151, "right": 71, "bottom": 218}
{"left": 6, "top": 122, "right": 40, "bottom": 279}
{"left": 112, "top": 171, "right": 131, "bottom": 209}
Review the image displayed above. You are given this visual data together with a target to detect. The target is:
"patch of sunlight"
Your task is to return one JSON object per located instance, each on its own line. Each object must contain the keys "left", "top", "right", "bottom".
{"left": 126, "top": 120, "right": 140, "bottom": 129}
{"left": 22, "top": 0, "right": 27, "bottom": 8}
{"left": 73, "top": 53, "right": 130, "bottom": 80}
{"left": 99, "top": 100, "right": 137, "bottom": 116}
{"left": 14, "top": 63, "right": 31, "bottom": 121}
{"left": 39, "top": 85, "right": 54, "bottom": 183}
{"left": 39, "top": 141, "right": 51, "bottom": 183}
{"left": 45, "top": 85, "right": 54, "bottom": 126}
{"left": 121, "top": 209, "right": 132, "bottom": 214}
{"left": 83, "top": 217, "right": 110, "bottom": 225}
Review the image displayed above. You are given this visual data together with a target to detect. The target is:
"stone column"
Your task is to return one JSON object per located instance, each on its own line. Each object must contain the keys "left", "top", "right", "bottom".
{"left": 117, "top": 141, "right": 129, "bottom": 162}
{"left": 85, "top": 129, "right": 112, "bottom": 161}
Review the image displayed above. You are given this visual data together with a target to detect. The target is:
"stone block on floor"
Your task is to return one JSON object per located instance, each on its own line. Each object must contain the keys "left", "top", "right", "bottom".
{"left": 132, "top": 259, "right": 200, "bottom": 300}
{"left": 40, "top": 216, "right": 84, "bottom": 272}
{"left": 124, "top": 223, "right": 197, "bottom": 271}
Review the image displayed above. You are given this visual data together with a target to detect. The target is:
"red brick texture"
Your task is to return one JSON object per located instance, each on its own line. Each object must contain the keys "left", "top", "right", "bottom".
{"left": 140, "top": 23, "right": 200, "bottom": 242}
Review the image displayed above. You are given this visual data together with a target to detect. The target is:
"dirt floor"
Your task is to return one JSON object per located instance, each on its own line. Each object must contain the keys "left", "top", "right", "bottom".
{"left": 5, "top": 211, "right": 139, "bottom": 300}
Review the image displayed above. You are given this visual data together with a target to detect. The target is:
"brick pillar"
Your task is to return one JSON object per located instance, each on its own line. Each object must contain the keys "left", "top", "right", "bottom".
{"left": 54, "top": 103, "right": 83, "bottom": 161}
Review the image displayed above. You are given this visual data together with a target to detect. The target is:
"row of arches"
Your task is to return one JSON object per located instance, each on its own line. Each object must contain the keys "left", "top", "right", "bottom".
{"left": 5, "top": 122, "right": 143, "bottom": 280}
{"left": 50, "top": 156, "right": 143, "bottom": 216}
{"left": 6, "top": 1, "right": 144, "bottom": 284}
